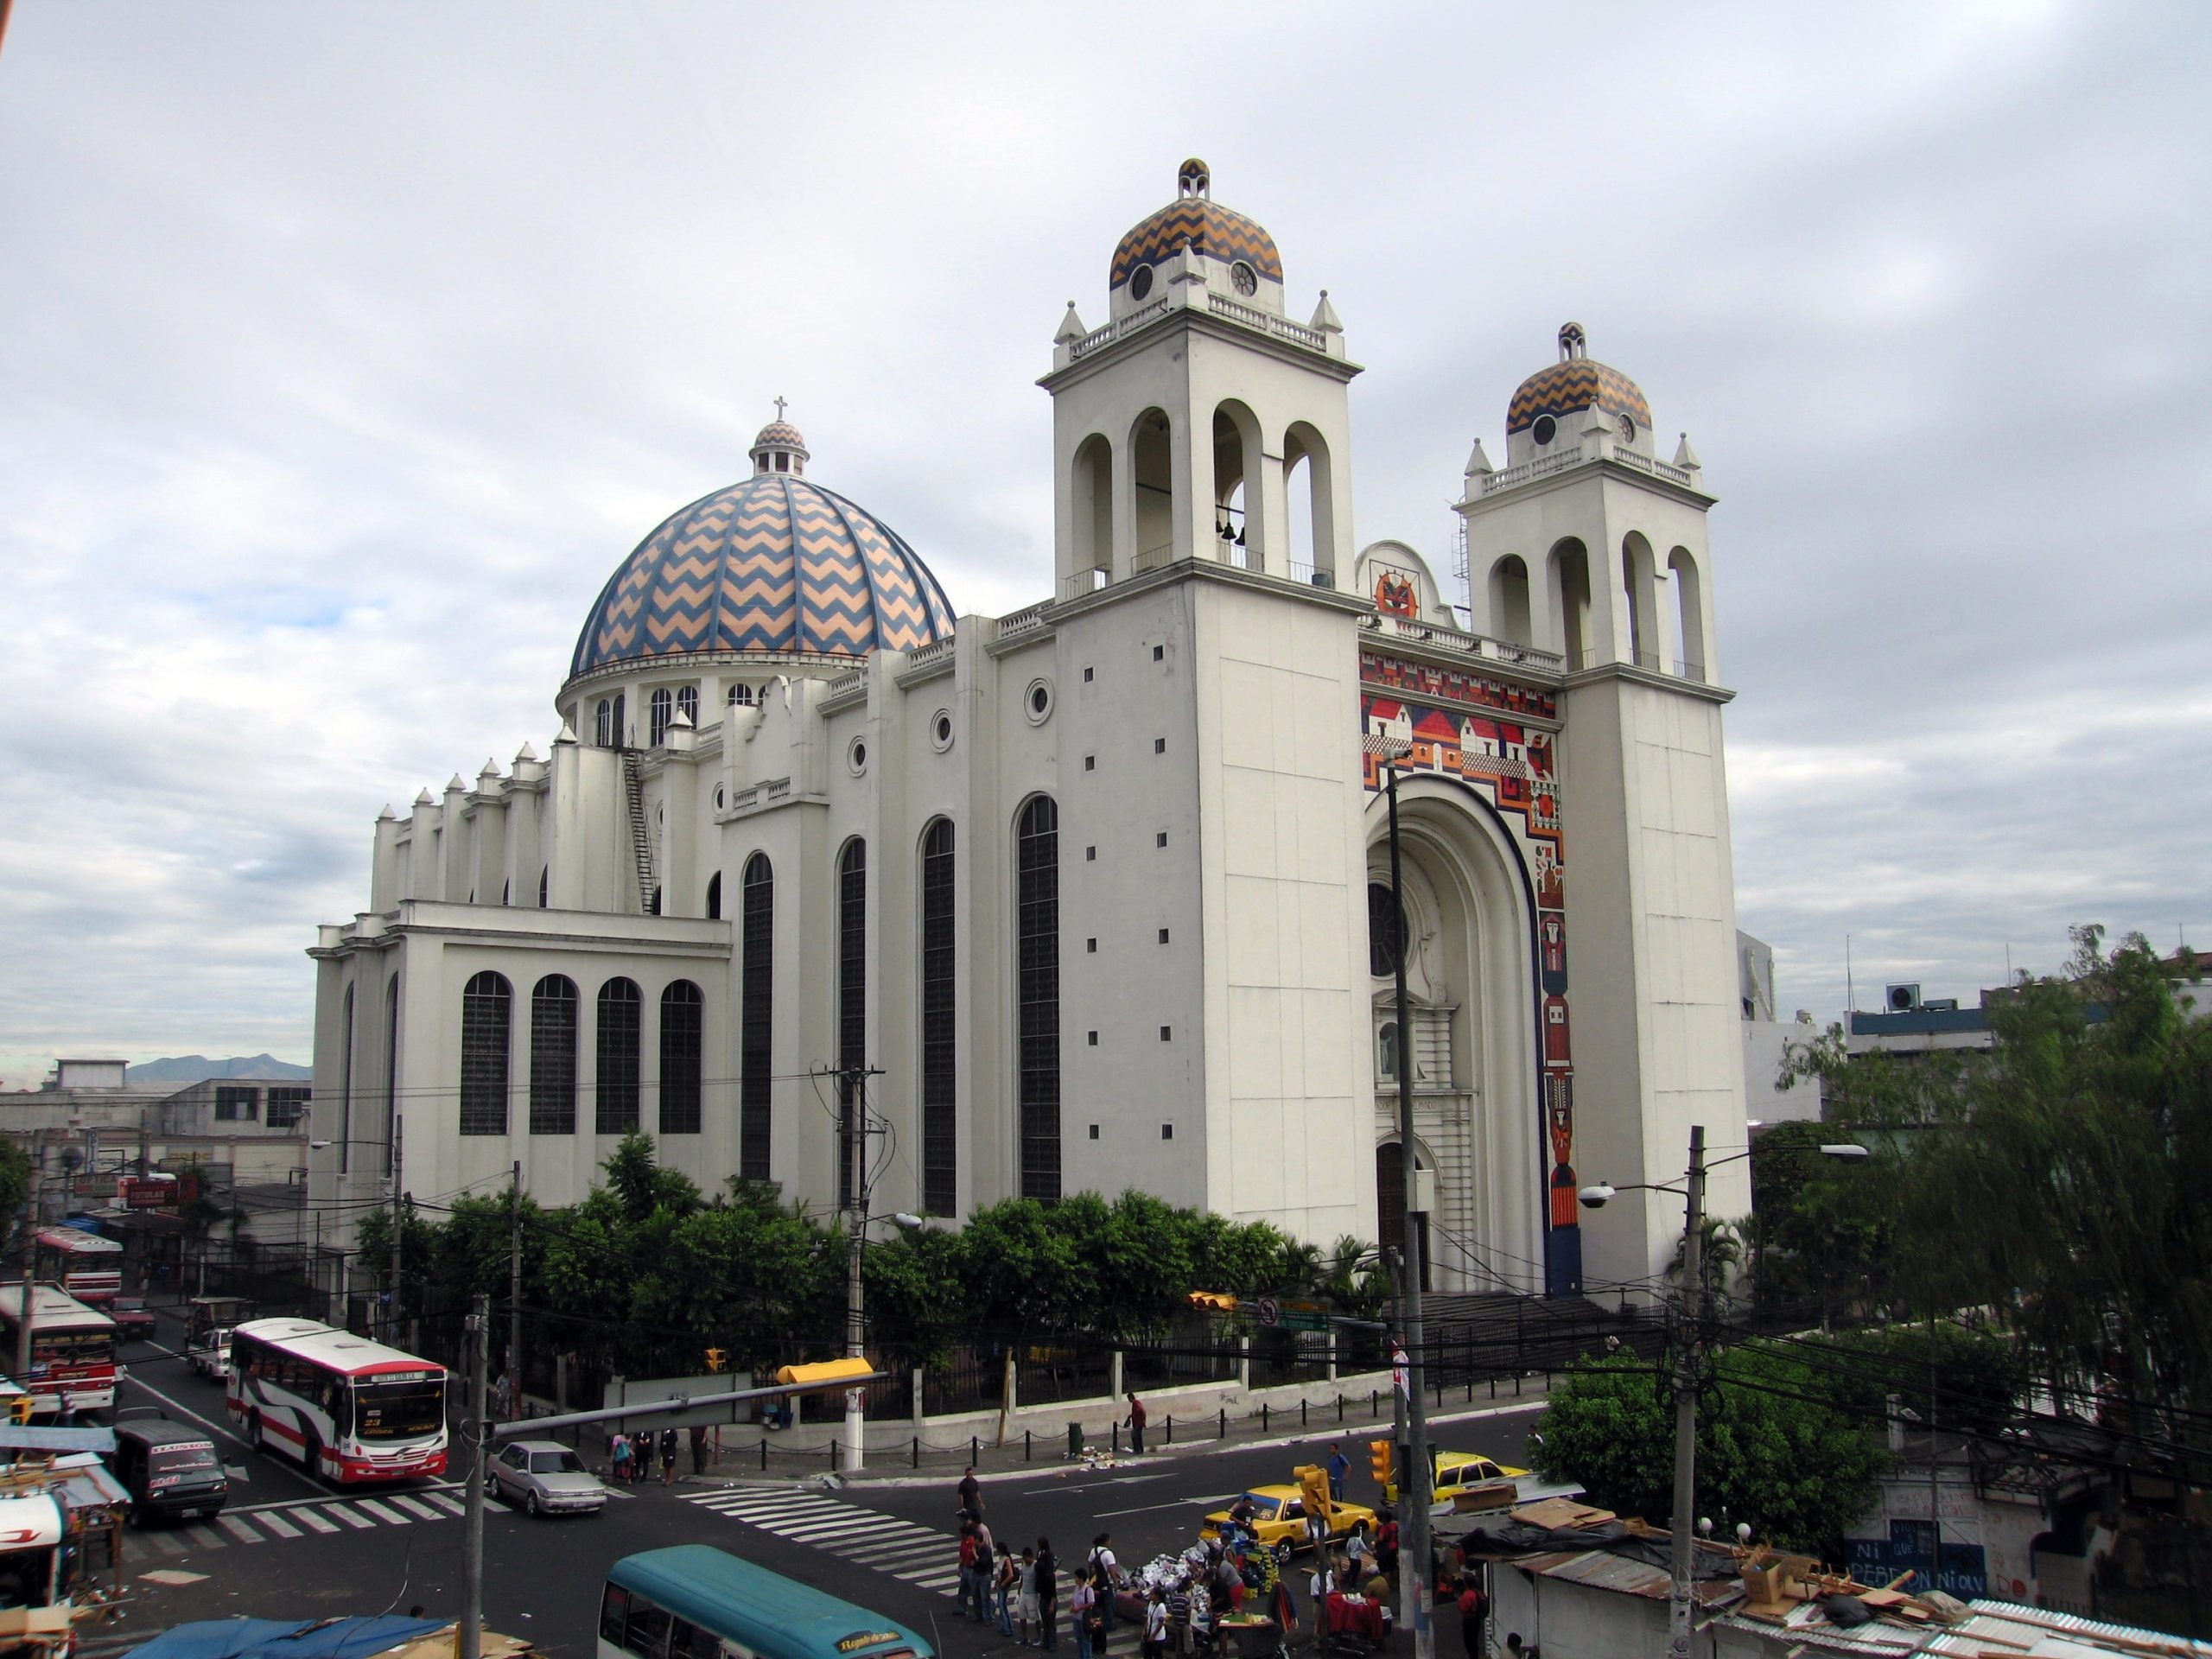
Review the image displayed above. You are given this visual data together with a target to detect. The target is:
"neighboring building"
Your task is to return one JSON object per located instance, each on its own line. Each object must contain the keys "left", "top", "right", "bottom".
{"left": 157, "top": 1079, "right": 313, "bottom": 1136}
{"left": 1737, "top": 931, "right": 1821, "bottom": 1127}
{"left": 306, "top": 159, "right": 1753, "bottom": 1298}
{"left": 1847, "top": 947, "right": 2202, "bottom": 1063}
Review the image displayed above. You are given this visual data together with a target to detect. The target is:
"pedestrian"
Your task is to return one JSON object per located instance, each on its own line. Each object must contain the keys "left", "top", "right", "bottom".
{"left": 1345, "top": 1520, "right": 1374, "bottom": 1581}
{"left": 690, "top": 1423, "right": 709, "bottom": 1476}
{"left": 1016, "top": 1547, "right": 1039, "bottom": 1646}
{"left": 1503, "top": 1635, "right": 1535, "bottom": 1659}
{"left": 1376, "top": 1510, "right": 1400, "bottom": 1585}
{"left": 1035, "top": 1535, "right": 1059, "bottom": 1650}
{"left": 958, "top": 1465, "right": 982, "bottom": 1518}
{"left": 660, "top": 1426, "right": 678, "bottom": 1485}
{"left": 1325, "top": 1442, "right": 1350, "bottom": 1501}
{"left": 611, "top": 1431, "right": 632, "bottom": 1484}
{"left": 972, "top": 1522, "right": 997, "bottom": 1623}
{"left": 1455, "top": 1574, "right": 1487, "bottom": 1659}
{"left": 1142, "top": 1587, "right": 1169, "bottom": 1659}
{"left": 959, "top": 1522, "right": 981, "bottom": 1621}
{"left": 632, "top": 1426, "right": 652, "bottom": 1483}
{"left": 1088, "top": 1533, "right": 1120, "bottom": 1632}
{"left": 995, "top": 1541, "right": 1020, "bottom": 1636}
{"left": 1124, "top": 1391, "right": 1147, "bottom": 1455}
{"left": 1070, "top": 1567, "right": 1096, "bottom": 1659}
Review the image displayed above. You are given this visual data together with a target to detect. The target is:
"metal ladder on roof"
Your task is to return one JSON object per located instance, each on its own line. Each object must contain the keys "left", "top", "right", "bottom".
{"left": 622, "top": 750, "right": 656, "bottom": 914}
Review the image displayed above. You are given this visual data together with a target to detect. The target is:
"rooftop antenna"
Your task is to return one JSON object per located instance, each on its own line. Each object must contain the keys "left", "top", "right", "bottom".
{"left": 2005, "top": 943, "right": 2012, "bottom": 984}
{"left": 1845, "top": 932, "right": 1853, "bottom": 1020}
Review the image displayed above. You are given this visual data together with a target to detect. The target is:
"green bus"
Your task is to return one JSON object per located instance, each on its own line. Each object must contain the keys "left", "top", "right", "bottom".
{"left": 598, "top": 1546, "right": 934, "bottom": 1659}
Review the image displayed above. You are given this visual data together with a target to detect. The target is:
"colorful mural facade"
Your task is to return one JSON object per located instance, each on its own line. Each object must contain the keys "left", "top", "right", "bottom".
{"left": 1358, "top": 645, "right": 1582, "bottom": 1298}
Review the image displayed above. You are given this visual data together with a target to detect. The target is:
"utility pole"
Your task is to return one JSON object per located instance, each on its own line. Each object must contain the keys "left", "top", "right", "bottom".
{"left": 1666, "top": 1125, "right": 1708, "bottom": 1659}
{"left": 508, "top": 1160, "right": 523, "bottom": 1412}
{"left": 14, "top": 1195, "right": 35, "bottom": 1385}
{"left": 1382, "top": 751, "right": 1435, "bottom": 1659}
{"left": 833, "top": 1064, "right": 882, "bottom": 1473}
{"left": 387, "top": 1115, "right": 404, "bottom": 1344}
{"left": 461, "top": 1292, "right": 487, "bottom": 1659}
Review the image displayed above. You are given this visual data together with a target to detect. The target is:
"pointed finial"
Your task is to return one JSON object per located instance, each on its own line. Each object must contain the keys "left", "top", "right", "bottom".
{"left": 1055, "top": 301, "right": 1088, "bottom": 344}
{"left": 1310, "top": 289, "right": 1343, "bottom": 334}
{"left": 552, "top": 720, "right": 577, "bottom": 747}
{"left": 1674, "top": 432, "right": 1702, "bottom": 471}
{"left": 1465, "top": 437, "right": 1495, "bottom": 477}
{"left": 414, "top": 787, "right": 435, "bottom": 806}
{"left": 378, "top": 804, "right": 397, "bottom": 823}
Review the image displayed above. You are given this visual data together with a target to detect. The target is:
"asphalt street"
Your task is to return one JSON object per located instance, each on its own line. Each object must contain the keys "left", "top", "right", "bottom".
{"left": 93, "top": 1317, "right": 1547, "bottom": 1659}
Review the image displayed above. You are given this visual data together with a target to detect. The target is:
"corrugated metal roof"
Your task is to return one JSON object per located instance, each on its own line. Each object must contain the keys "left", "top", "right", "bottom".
{"left": 1923, "top": 1599, "right": 2212, "bottom": 1656}
{"left": 1521, "top": 1548, "right": 1743, "bottom": 1607}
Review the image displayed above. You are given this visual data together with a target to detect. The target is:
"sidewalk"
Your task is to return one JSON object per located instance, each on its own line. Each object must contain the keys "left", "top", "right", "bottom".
{"left": 680, "top": 1373, "right": 1558, "bottom": 1490}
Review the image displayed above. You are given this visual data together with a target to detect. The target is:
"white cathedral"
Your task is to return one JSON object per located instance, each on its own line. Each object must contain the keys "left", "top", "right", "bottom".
{"left": 307, "top": 159, "right": 1751, "bottom": 1300}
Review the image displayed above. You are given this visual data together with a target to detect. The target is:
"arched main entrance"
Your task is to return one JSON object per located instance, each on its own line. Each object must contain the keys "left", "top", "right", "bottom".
{"left": 1375, "top": 1140, "right": 1431, "bottom": 1293}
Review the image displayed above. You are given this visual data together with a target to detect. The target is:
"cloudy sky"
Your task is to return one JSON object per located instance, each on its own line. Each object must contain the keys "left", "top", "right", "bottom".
{"left": 1, "top": 2, "right": 2204, "bottom": 1086}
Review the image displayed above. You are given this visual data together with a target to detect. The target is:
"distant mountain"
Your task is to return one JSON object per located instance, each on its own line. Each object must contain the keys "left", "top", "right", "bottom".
{"left": 124, "top": 1054, "right": 311, "bottom": 1085}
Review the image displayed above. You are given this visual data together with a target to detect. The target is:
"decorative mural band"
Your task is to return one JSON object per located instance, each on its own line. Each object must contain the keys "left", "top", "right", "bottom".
{"left": 1360, "top": 654, "right": 1581, "bottom": 1299}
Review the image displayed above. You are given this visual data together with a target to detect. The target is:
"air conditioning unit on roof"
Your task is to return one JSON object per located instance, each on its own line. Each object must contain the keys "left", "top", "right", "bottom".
{"left": 1885, "top": 983, "right": 1922, "bottom": 1013}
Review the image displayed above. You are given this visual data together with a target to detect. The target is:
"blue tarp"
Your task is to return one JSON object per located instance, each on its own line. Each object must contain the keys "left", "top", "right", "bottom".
{"left": 125, "top": 1617, "right": 448, "bottom": 1659}
{"left": 0, "top": 1426, "right": 117, "bottom": 1452}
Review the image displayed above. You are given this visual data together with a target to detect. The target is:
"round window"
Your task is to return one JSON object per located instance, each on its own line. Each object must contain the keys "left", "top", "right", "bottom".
{"left": 931, "top": 710, "right": 955, "bottom": 753}
{"left": 713, "top": 785, "right": 727, "bottom": 811}
{"left": 1025, "top": 678, "right": 1054, "bottom": 725}
{"left": 1617, "top": 412, "right": 1637, "bottom": 442}
{"left": 1230, "top": 261, "right": 1258, "bottom": 297}
{"left": 848, "top": 736, "right": 868, "bottom": 774}
{"left": 1531, "top": 415, "right": 1557, "bottom": 446}
{"left": 1128, "top": 264, "right": 1154, "bottom": 302}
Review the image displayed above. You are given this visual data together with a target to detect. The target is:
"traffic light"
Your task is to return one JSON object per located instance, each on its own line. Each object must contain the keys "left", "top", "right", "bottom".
{"left": 1368, "top": 1439, "right": 1392, "bottom": 1485}
{"left": 10, "top": 1396, "right": 33, "bottom": 1425}
{"left": 703, "top": 1347, "right": 727, "bottom": 1374}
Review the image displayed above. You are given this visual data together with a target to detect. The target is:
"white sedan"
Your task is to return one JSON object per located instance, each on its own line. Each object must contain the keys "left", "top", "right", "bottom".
{"left": 487, "top": 1440, "right": 607, "bottom": 1516}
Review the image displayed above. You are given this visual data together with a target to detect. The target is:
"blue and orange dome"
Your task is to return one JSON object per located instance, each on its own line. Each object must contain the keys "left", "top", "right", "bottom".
{"left": 1110, "top": 158, "right": 1282, "bottom": 290}
{"left": 568, "top": 426, "right": 956, "bottom": 680}
{"left": 1508, "top": 323, "right": 1652, "bottom": 436}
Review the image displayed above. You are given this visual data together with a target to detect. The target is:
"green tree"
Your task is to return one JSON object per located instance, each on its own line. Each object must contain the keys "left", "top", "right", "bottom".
{"left": 1531, "top": 1345, "right": 1891, "bottom": 1559}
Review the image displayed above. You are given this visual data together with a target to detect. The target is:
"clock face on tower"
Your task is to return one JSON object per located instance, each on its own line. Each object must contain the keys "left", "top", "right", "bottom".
{"left": 1618, "top": 412, "right": 1636, "bottom": 442}
{"left": 1230, "top": 261, "right": 1258, "bottom": 297}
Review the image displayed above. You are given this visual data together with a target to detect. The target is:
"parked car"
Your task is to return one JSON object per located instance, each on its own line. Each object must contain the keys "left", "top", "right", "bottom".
{"left": 1386, "top": 1449, "right": 1529, "bottom": 1507}
{"left": 186, "top": 1325, "right": 233, "bottom": 1380}
{"left": 488, "top": 1439, "right": 607, "bottom": 1516}
{"left": 107, "top": 1298, "right": 158, "bottom": 1343}
{"left": 110, "top": 1419, "right": 228, "bottom": 1525}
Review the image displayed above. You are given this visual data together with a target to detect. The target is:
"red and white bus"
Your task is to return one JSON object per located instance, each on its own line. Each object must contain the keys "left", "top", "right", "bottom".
{"left": 32, "top": 1229, "right": 123, "bottom": 1305}
{"left": 0, "top": 1283, "right": 121, "bottom": 1415}
{"left": 226, "top": 1318, "right": 448, "bottom": 1483}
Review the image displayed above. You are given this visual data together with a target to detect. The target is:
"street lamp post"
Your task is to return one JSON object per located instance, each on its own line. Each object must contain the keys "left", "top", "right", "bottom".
{"left": 1579, "top": 1134, "right": 1868, "bottom": 1658}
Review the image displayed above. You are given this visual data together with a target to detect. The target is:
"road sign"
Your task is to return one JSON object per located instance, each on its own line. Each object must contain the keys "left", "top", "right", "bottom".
{"left": 1255, "top": 1297, "right": 1281, "bottom": 1327}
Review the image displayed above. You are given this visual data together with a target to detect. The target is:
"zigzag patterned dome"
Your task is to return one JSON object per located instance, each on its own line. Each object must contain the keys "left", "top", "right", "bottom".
{"left": 1110, "top": 158, "right": 1283, "bottom": 291}
{"left": 1509, "top": 322, "right": 1652, "bottom": 436}
{"left": 568, "top": 423, "right": 956, "bottom": 680}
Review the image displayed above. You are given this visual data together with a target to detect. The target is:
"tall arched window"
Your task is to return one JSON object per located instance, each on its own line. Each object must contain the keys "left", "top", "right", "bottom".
{"left": 338, "top": 986, "right": 355, "bottom": 1174}
{"left": 531, "top": 976, "right": 577, "bottom": 1135}
{"left": 595, "top": 978, "right": 641, "bottom": 1134}
{"left": 383, "top": 974, "right": 401, "bottom": 1174}
{"left": 728, "top": 683, "right": 753, "bottom": 708}
{"left": 539, "top": 866, "right": 549, "bottom": 908}
{"left": 919, "top": 819, "right": 957, "bottom": 1216}
{"left": 836, "top": 840, "right": 867, "bottom": 1201}
{"left": 739, "top": 854, "right": 774, "bottom": 1180}
{"left": 677, "top": 685, "right": 698, "bottom": 727}
{"left": 660, "top": 980, "right": 703, "bottom": 1135}
{"left": 649, "top": 688, "right": 673, "bottom": 747}
{"left": 611, "top": 691, "right": 626, "bottom": 747}
{"left": 1377, "top": 1020, "right": 1400, "bottom": 1082}
{"left": 594, "top": 699, "right": 612, "bottom": 747}
{"left": 705, "top": 871, "right": 721, "bottom": 920}
{"left": 459, "top": 971, "right": 512, "bottom": 1136}
{"left": 1015, "top": 797, "right": 1060, "bottom": 1202}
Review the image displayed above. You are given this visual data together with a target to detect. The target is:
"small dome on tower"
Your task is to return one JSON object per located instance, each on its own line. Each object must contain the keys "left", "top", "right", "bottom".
{"left": 1109, "top": 159, "right": 1283, "bottom": 297}
{"left": 1508, "top": 323, "right": 1652, "bottom": 441}
{"left": 750, "top": 403, "right": 810, "bottom": 475}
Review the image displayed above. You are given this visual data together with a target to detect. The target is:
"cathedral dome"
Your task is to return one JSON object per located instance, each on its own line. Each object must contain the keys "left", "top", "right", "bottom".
{"left": 1109, "top": 157, "right": 1283, "bottom": 293}
{"left": 568, "top": 422, "right": 955, "bottom": 681}
{"left": 1508, "top": 322, "right": 1652, "bottom": 438}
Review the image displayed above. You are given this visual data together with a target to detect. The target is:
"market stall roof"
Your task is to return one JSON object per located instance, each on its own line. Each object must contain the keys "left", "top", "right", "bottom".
{"left": 122, "top": 1618, "right": 455, "bottom": 1659}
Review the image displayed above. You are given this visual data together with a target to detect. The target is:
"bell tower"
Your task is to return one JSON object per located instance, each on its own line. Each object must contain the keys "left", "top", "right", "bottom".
{"left": 1459, "top": 325, "right": 1751, "bottom": 1299}
{"left": 1039, "top": 161, "right": 1361, "bottom": 599}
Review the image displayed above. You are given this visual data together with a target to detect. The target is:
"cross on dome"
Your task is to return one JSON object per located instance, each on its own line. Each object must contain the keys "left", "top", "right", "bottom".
{"left": 750, "top": 403, "right": 810, "bottom": 476}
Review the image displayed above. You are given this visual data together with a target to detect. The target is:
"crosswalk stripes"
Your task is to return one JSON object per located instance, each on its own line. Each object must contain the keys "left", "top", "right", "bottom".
{"left": 123, "top": 1485, "right": 493, "bottom": 1570}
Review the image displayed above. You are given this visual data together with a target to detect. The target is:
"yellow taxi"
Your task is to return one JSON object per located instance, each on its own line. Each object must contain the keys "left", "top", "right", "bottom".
{"left": 1200, "top": 1484, "right": 1380, "bottom": 1562}
{"left": 1386, "top": 1450, "right": 1528, "bottom": 1506}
